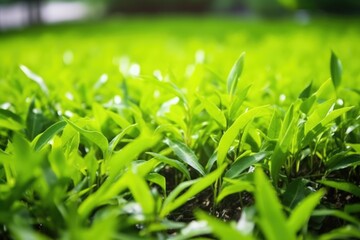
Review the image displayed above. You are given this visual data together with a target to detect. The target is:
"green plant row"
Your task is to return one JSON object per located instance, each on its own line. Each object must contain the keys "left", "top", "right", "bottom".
{"left": 0, "top": 45, "right": 359, "bottom": 239}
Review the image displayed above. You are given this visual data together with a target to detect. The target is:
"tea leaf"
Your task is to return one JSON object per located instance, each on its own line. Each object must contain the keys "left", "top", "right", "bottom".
{"left": 161, "top": 164, "right": 227, "bottom": 217}
{"left": 318, "top": 180, "right": 360, "bottom": 198}
{"left": 287, "top": 189, "right": 325, "bottom": 233}
{"left": 255, "top": 169, "right": 295, "bottom": 240}
{"left": 330, "top": 51, "right": 342, "bottom": 89}
{"left": 217, "top": 106, "right": 269, "bottom": 165}
{"left": 224, "top": 151, "right": 270, "bottom": 178}
{"left": 34, "top": 120, "right": 67, "bottom": 151}
{"left": 227, "top": 52, "right": 245, "bottom": 96}
{"left": 164, "top": 138, "right": 205, "bottom": 176}
{"left": 63, "top": 117, "right": 109, "bottom": 156}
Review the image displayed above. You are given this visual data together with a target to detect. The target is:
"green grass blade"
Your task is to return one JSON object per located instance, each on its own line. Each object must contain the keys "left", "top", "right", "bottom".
{"left": 287, "top": 189, "right": 325, "bottom": 233}
{"left": 318, "top": 180, "right": 360, "bottom": 198}
{"left": 330, "top": 51, "right": 342, "bottom": 89}
{"left": 227, "top": 52, "right": 245, "bottom": 96}
{"left": 161, "top": 164, "right": 227, "bottom": 217}
{"left": 255, "top": 168, "right": 296, "bottom": 240}
{"left": 164, "top": 138, "right": 205, "bottom": 176}
{"left": 34, "top": 120, "right": 67, "bottom": 151}
{"left": 217, "top": 106, "right": 270, "bottom": 166}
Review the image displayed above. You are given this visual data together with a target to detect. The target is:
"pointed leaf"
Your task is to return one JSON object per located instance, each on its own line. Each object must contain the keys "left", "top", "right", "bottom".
{"left": 227, "top": 52, "right": 245, "bottom": 96}
{"left": 63, "top": 117, "right": 108, "bottom": 156}
{"left": 164, "top": 138, "right": 205, "bottom": 176}
{"left": 217, "top": 106, "right": 270, "bottom": 165}
{"left": 330, "top": 51, "right": 342, "bottom": 89}
{"left": 34, "top": 120, "right": 67, "bottom": 151}
{"left": 255, "top": 169, "right": 295, "bottom": 240}
{"left": 287, "top": 189, "right": 325, "bottom": 233}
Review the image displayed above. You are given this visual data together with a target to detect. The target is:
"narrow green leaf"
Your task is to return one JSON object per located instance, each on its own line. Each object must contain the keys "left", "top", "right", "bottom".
{"left": 0, "top": 108, "right": 22, "bottom": 123}
{"left": 217, "top": 106, "right": 270, "bottom": 165}
{"left": 34, "top": 120, "right": 67, "bottom": 151}
{"left": 196, "top": 210, "right": 254, "bottom": 240}
{"left": 227, "top": 52, "right": 245, "bottom": 96}
{"left": 146, "top": 173, "right": 166, "bottom": 194}
{"left": 63, "top": 117, "right": 109, "bottom": 156}
{"left": 147, "top": 152, "right": 191, "bottom": 180}
{"left": 224, "top": 152, "right": 270, "bottom": 178}
{"left": 197, "top": 94, "right": 226, "bottom": 129}
{"left": 282, "top": 179, "right": 312, "bottom": 209}
{"left": 267, "top": 111, "right": 281, "bottom": 140}
{"left": 161, "top": 164, "right": 227, "bottom": 217}
{"left": 312, "top": 209, "right": 360, "bottom": 226}
{"left": 164, "top": 138, "right": 205, "bottom": 176}
{"left": 345, "top": 203, "right": 360, "bottom": 213}
{"left": 299, "top": 81, "right": 312, "bottom": 99}
{"left": 128, "top": 172, "right": 155, "bottom": 216}
{"left": 287, "top": 189, "right": 325, "bottom": 233}
{"left": 20, "top": 65, "right": 49, "bottom": 96}
{"left": 318, "top": 180, "right": 360, "bottom": 198}
{"left": 26, "top": 99, "right": 51, "bottom": 141}
{"left": 255, "top": 169, "right": 295, "bottom": 240}
{"left": 109, "top": 133, "right": 161, "bottom": 177}
{"left": 216, "top": 180, "right": 254, "bottom": 203}
{"left": 319, "top": 225, "right": 360, "bottom": 240}
{"left": 330, "top": 51, "right": 342, "bottom": 89}
{"left": 326, "top": 154, "right": 360, "bottom": 172}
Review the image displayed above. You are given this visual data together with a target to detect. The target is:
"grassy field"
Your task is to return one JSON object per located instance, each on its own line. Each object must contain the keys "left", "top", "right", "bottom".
{"left": 0, "top": 16, "right": 360, "bottom": 239}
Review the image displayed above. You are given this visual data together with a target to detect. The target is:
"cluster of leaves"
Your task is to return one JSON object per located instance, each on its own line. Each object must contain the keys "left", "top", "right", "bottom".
{"left": 0, "top": 41, "right": 359, "bottom": 239}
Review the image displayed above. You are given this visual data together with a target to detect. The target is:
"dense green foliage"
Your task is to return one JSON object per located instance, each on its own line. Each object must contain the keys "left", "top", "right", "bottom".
{"left": 0, "top": 17, "right": 359, "bottom": 239}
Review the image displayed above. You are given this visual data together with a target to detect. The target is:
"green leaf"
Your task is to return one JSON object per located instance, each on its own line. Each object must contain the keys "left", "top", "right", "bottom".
{"left": 197, "top": 94, "right": 226, "bottom": 129}
{"left": 326, "top": 154, "right": 360, "bottom": 172}
{"left": 318, "top": 180, "right": 360, "bottom": 198}
{"left": 196, "top": 210, "right": 254, "bottom": 240}
{"left": 0, "top": 110, "right": 24, "bottom": 130}
{"left": 287, "top": 189, "right": 325, "bottom": 233}
{"left": 344, "top": 203, "right": 360, "bottom": 213}
{"left": 20, "top": 64, "right": 49, "bottom": 96}
{"left": 267, "top": 111, "right": 281, "bottom": 140}
{"left": 26, "top": 99, "right": 51, "bottom": 141}
{"left": 227, "top": 52, "right": 245, "bottom": 96}
{"left": 146, "top": 172, "right": 166, "bottom": 194}
{"left": 164, "top": 138, "right": 205, "bottom": 176}
{"left": 330, "top": 51, "right": 342, "bottom": 89}
{"left": 270, "top": 104, "right": 298, "bottom": 183}
{"left": 312, "top": 209, "right": 360, "bottom": 226}
{"left": 217, "top": 106, "right": 270, "bottom": 166}
{"left": 319, "top": 225, "right": 360, "bottom": 240}
{"left": 254, "top": 168, "right": 295, "bottom": 240}
{"left": 128, "top": 172, "right": 155, "bottom": 217}
{"left": 34, "top": 120, "right": 67, "bottom": 151}
{"left": 282, "top": 179, "right": 312, "bottom": 209}
{"left": 109, "top": 133, "right": 161, "bottom": 177}
{"left": 299, "top": 81, "right": 312, "bottom": 99}
{"left": 216, "top": 180, "right": 254, "bottom": 203}
{"left": 224, "top": 152, "right": 270, "bottom": 178}
{"left": 63, "top": 117, "right": 109, "bottom": 156}
{"left": 161, "top": 164, "right": 227, "bottom": 217}
{"left": 147, "top": 152, "right": 191, "bottom": 180}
